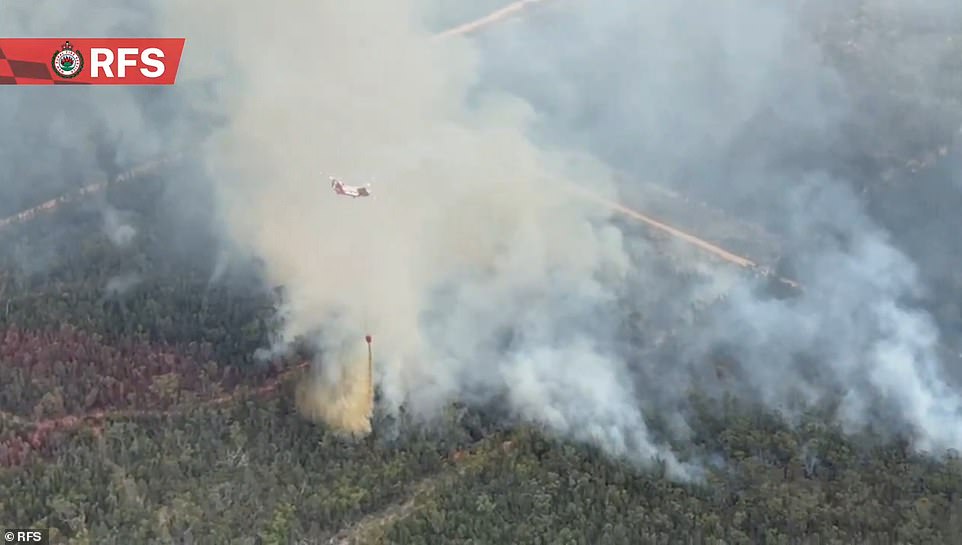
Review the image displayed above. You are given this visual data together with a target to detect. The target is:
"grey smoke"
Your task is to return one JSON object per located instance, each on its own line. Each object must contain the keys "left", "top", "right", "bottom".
{"left": 101, "top": 205, "right": 137, "bottom": 248}
{"left": 472, "top": 0, "right": 962, "bottom": 454}
{"left": 2, "top": 0, "right": 961, "bottom": 480}
{"left": 104, "top": 272, "right": 141, "bottom": 297}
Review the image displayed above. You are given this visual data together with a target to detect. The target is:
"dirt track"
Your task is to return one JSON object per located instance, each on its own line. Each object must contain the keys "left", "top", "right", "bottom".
{"left": 0, "top": 361, "right": 310, "bottom": 468}
{"left": 0, "top": 0, "right": 797, "bottom": 290}
{"left": 0, "top": 0, "right": 804, "bottom": 443}
{"left": 3, "top": 1, "right": 959, "bottom": 540}
{"left": 0, "top": 0, "right": 807, "bottom": 538}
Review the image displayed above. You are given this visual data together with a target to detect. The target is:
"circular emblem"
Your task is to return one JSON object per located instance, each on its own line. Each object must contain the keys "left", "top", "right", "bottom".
{"left": 51, "top": 41, "right": 84, "bottom": 79}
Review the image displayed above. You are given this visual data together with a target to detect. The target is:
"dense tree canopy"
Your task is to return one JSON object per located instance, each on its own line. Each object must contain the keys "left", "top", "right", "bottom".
{"left": 2, "top": 5, "right": 962, "bottom": 543}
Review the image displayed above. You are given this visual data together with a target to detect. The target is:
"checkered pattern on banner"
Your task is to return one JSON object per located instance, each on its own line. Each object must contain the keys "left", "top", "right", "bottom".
{"left": 0, "top": 45, "right": 89, "bottom": 85}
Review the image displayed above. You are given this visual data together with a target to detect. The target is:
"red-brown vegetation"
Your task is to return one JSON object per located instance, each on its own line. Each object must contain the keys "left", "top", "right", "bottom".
{"left": 0, "top": 324, "right": 310, "bottom": 468}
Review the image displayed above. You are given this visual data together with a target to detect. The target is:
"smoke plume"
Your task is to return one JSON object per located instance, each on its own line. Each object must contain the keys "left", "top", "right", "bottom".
{"left": 104, "top": 272, "right": 141, "bottom": 298}
{"left": 475, "top": 0, "right": 962, "bottom": 453}
{"left": 101, "top": 205, "right": 137, "bottom": 248}
{"left": 3, "top": 0, "right": 962, "bottom": 479}
{"left": 160, "top": 0, "right": 962, "bottom": 473}
{"left": 150, "top": 0, "right": 700, "bottom": 477}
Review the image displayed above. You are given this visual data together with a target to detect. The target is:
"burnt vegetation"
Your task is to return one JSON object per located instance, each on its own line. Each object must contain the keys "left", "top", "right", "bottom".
{"left": 2, "top": 5, "right": 962, "bottom": 545}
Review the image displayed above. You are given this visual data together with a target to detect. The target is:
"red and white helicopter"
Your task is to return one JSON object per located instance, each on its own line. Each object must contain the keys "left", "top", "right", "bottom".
{"left": 328, "top": 174, "right": 373, "bottom": 199}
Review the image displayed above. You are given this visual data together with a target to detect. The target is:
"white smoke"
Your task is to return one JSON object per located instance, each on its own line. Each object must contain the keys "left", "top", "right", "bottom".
{"left": 150, "top": 0, "right": 962, "bottom": 474}
{"left": 101, "top": 205, "right": 137, "bottom": 248}
{"left": 150, "top": 0, "right": 697, "bottom": 477}
{"left": 700, "top": 179, "right": 962, "bottom": 450}
{"left": 4, "top": 0, "right": 962, "bottom": 480}
{"left": 468, "top": 0, "right": 962, "bottom": 456}
{"left": 104, "top": 272, "right": 141, "bottom": 297}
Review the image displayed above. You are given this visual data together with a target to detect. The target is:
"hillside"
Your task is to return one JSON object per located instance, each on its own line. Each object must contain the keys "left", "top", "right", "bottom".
{"left": 3, "top": 2, "right": 962, "bottom": 544}
{"left": 0, "top": 155, "right": 959, "bottom": 545}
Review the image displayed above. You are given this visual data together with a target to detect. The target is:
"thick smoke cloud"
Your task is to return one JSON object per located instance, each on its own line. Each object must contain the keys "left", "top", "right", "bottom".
{"left": 152, "top": 0, "right": 698, "bottom": 476}
{"left": 3, "top": 0, "right": 961, "bottom": 479}
{"left": 476, "top": 0, "right": 962, "bottom": 451}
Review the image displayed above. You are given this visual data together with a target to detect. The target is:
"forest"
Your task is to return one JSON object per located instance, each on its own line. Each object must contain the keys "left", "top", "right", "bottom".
{"left": 1, "top": 165, "right": 960, "bottom": 545}
{"left": 3, "top": 2, "right": 962, "bottom": 545}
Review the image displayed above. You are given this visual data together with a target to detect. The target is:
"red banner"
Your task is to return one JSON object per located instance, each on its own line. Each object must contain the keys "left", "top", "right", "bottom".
{"left": 0, "top": 38, "right": 186, "bottom": 85}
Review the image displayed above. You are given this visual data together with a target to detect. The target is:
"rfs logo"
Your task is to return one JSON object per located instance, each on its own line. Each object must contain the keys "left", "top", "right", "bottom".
{"left": 51, "top": 41, "right": 84, "bottom": 79}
